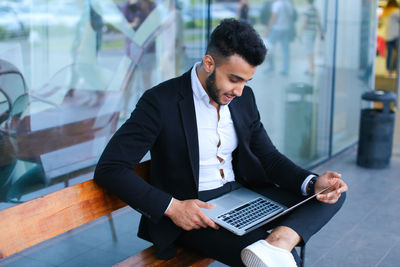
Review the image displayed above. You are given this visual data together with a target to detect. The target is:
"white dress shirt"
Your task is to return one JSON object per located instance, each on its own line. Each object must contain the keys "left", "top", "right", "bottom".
{"left": 191, "top": 63, "right": 238, "bottom": 191}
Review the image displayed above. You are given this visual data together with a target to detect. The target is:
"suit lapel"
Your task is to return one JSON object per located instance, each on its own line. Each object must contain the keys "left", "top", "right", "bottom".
{"left": 229, "top": 97, "right": 246, "bottom": 143}
{"left": 178, "top": 70, "right": 200, "bottom": 190}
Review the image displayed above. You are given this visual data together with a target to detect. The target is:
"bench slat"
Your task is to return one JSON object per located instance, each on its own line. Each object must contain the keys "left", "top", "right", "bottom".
{"left": 0, "top": 180, "right": 125, "bottom": 259}
{"left": 114, "top": 246, "right": 214, "bottom": 267}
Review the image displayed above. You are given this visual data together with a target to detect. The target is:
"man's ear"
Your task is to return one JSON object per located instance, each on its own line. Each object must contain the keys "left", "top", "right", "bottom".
{"left": 202, "top": 55, "right": 215, "bottom": 73}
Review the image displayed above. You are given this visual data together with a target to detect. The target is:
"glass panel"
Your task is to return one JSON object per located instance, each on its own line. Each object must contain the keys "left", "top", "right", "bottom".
{"left": 260, "top": 0, "right": 337, "bottom": 166}
{"left": 0, "top": 0, "right": 207, "bottom": 209}
{"left": 211, "top": 0, "right": 335, "bottom": 167}
{"left": 332, "top": 0, "right": 377, "bottom": 154}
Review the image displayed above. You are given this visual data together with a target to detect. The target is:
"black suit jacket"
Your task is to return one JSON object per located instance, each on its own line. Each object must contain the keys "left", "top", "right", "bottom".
{"left": 94, "top": 69, "right": 312, "bottom": 258}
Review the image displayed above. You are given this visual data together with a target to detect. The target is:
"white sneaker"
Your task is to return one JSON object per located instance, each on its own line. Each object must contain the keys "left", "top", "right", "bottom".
{"left": 240, "top": 240, "right": 297, "bottom": 267}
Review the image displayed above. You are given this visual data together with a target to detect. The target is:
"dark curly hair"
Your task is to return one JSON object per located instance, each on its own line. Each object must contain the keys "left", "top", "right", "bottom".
{"left": 206, "top": 19, "right": 267, "bottom": 66}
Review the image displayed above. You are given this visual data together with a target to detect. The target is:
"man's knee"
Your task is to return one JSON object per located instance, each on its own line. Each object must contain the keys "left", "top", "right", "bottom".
{"left": 333, "top": 191, "right": 346, "bottom": 211}
{"left": 321, "top": 191, "right": 346, "bottom": 223}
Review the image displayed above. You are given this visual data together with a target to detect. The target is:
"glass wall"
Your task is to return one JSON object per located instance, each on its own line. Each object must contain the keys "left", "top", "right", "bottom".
{"left": 0, "top": 0, "right": 207, "bottom": 209}
{"left": 249, "top": 0, "right": 337, "bottom": 167}
{"left": 0, "top": 0, "right": 377, "bottom": 210}
{"left": 0, "top": 0, "right": 379, "bottom": 265}
{"left": 211, "top": 0, "right": 376, "bottom": 165}
{"left": 332, "top": 0, "right": 377, "bottom": 154}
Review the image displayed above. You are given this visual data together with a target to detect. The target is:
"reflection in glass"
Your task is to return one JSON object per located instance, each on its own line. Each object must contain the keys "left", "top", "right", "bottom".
{"left": 121, "top": 0, "right": 158, "bottom": 118}
{"left": 332, "top": 0, "right": 377, "bottom": 154}
{"left": 0, "top": 60, "right": 33, "bottom": 203}
{"left": 236, "top": 0, "right": 334, "bottom": 167}
{"left": 264, "top": 0, "right": 296, "bottom": 76}
{"left": 0, "top": 0, "right": 207, "bottom": 209}
{"left": 300, "top": 0, "right": 324, "bottom": 76}
{"left": 0, "top": 0, "right": 376, "bottom": 209}
{"left": 0, "top": 59, "right": 121, "bottom": 204}
{"left": 211, "top": 0, "right": 374, "bottom": 166}
{"left": 237, "top": 0, "right": 250, "bottom": 23}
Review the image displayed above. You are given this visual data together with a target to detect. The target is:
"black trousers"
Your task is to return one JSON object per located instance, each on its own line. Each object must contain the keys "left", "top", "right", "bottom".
{"left": 177, "top": 182, "right": 346, "bottom": 267}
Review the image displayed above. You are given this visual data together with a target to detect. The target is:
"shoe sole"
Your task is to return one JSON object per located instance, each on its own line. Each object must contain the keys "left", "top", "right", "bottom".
{"left": 241, "top": 248, "right": 268, "bottom": 267}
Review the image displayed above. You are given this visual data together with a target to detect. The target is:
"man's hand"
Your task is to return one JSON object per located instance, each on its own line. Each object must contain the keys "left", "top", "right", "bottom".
{"left": 314, "top": 171, "right": 348, "bottom": 204}
{"left": 165, "top": 198, "right": 219, "bottom": 231}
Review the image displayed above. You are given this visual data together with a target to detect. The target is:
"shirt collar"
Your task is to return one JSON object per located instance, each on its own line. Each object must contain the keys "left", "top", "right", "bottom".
{"left": 191, "top": 62, "right": 209, "bottom": 102}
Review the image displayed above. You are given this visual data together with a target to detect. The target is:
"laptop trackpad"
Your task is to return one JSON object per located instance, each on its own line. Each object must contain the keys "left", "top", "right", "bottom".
{"left": 214, "top": 195, "right": 244, "bottom": 209}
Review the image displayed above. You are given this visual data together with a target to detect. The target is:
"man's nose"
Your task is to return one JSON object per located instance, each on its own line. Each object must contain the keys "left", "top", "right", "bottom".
{"left": 232, "top": 86, "right": 244, "bottom": 97}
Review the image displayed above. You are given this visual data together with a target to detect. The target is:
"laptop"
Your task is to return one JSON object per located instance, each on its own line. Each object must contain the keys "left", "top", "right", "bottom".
{"left": 202, "top": 186, "right": 331, "bottom": 236}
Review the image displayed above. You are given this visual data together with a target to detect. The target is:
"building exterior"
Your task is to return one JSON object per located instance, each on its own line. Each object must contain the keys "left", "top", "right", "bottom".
{"left": 0, "top": 0, "right": 377, "bottom": 227}
{"left": 0, "top": 0, "right": 386, "bottom": 264}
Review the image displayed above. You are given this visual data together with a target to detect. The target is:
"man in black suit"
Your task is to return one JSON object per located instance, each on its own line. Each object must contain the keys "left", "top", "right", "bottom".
{"left": 94, "top": 19, "right": 347, "bottom": 267}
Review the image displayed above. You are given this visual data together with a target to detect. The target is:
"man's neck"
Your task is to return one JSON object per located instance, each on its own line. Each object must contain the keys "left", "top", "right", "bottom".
{"left": 195, "top": 64, "right": 208, "bottom": 91}
{"left": 195, "top": 64, "right": 220, "bottom": 111}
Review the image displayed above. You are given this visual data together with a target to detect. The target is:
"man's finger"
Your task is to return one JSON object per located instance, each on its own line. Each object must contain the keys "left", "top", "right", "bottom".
{"left": 195, "top": 220, "right": 208, "bottom": 228}
{"left": 326, "top": 191, "right": 339, "bottom": 199}
{"left": 317, "top": 191, "right": 341, "bottom": 202}
{"left": 328, "top": 178, "right": 341, "bottom": 187}
{"left": 195, "top": 200, "right": 216, "bottom": 210}
{"left": 193, "top": 224, "right": 201, "bottom": 230}
{"left": 325, "top": 171, "right": 341, "bottom": 179}
{"left": 199, "top": 212, "right": 219, "bottom": 230}
{"left": 329, "top": 179, "right": 347, "bottom": 195}
{"left": 204, "top": 217, "right": 219, "bottom": 230}
{"left": 337, "top": 180, "right": 348, "bottom": 193}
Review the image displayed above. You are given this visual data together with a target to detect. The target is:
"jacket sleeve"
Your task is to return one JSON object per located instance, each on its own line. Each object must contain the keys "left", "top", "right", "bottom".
{"left": 94, "top": 89, "right": 172, "bottom": 224}
{"left": 247, "top": 88, "right": 314, "bottom": 195}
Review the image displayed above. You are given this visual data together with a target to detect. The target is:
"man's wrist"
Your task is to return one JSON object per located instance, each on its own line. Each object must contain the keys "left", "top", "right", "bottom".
{"left": 301, "top": 174, "right": 316, "bottom": 195}
{"left": 307, "top": 176, "right": 318, "bottom": 195}
{"left": 164, "top": 197, "right": 174, "bottom": 215}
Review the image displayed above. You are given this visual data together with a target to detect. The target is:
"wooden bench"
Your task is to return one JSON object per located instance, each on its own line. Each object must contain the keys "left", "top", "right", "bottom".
{"left": 0, "top": 160, "right": 214, "bottom": 266}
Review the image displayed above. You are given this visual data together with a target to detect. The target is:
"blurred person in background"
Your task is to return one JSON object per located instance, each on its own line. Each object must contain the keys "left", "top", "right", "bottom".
{"left": 381, "top": 0, "right": 400, "bottom": 77}
{"left": 237, "top": 0, "right": 250, "bottom": 23}
{"left": 300, "top": 0, "right": 323, "bottom": 76}
{"left": 264, "top": 0, "right": 296, "bottom": 76}
{"left": 121, "top": 0, "right": 157, "bottom": 119}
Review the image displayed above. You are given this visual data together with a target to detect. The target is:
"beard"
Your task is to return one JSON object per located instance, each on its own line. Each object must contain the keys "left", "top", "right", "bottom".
{"left": 205, "top": 69, "right": 223, "bottom": 105}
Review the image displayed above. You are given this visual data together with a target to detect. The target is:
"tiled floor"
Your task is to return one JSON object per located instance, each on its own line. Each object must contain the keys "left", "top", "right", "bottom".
{"left": 1, "top": 146, "right": 399, "bottom": 267}
{"left": 305, "top": 145, "right": 400, "bottom": 267}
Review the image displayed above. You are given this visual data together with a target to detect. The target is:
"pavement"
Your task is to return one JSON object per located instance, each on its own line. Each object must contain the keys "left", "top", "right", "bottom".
{"left": 304, "top": 145, "right": 400, "bottom": 267}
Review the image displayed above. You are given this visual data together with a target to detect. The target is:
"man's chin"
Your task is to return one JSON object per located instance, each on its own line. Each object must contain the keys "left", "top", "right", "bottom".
{"left": 218, "top": 99, "right": 229, "bottom": 105}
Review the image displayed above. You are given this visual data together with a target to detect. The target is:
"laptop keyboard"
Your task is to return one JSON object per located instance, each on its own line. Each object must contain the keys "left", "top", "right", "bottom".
{"left": 217, "top": 198, "right": 282, "bottom": 229}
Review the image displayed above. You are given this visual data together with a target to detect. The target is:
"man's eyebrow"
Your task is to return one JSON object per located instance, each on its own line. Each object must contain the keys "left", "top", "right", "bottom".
{"left": 230, "top": 74, "right": 253, "bottom": 82}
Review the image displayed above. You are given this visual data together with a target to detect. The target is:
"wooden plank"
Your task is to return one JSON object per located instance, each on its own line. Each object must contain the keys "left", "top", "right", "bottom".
{"left": 0, "top": 161, "right": 150, "bottom": 259}
{"left": 114, "top": 246, "right": 214, "bottom": 267}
